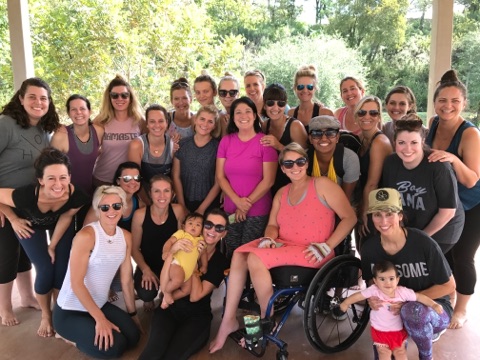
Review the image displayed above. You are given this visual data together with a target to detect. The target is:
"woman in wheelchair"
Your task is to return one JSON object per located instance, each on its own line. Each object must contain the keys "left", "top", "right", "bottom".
{"left": 209, "top": 142, "right": 357, "bottom": 353}
{"left": 361, "top": 188, "right": 456, "bottom": 360}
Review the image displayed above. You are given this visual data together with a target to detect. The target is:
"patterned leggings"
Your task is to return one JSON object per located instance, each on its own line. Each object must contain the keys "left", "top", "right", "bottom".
{"left": 400, "top": 301, "right": 450, "bottom": 360}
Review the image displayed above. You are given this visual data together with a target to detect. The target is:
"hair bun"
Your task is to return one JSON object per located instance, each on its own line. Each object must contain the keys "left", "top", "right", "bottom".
{"left": 201, "top": 69, "right": 209, "bottom": 76}
{"left": 174, "top": 77, "right": 189, "bottom": 84}
{"left": 224, "top": 71, "right": 233, "bottom": 76}
{"left": 440, "top": 69, "right": 459, "bottom": 84}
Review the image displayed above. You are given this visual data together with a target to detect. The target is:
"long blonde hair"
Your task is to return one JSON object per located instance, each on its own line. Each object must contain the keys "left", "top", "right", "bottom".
{"left": 94, "top": 75, "right": 144, "bottom": 126}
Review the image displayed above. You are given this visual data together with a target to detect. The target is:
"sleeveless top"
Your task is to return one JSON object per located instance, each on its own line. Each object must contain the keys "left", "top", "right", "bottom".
{"left": 265, "top": 117, "right": 294, "bottom": 194}
{"left": 93, "top": 118, "right": 141, "bottom": 182}
{"left": 339, "top": 107, "right": 362, "bottom": 136}
{"left": 137, "top": 133, "right": 174, "bottom": 184}
{"left": 277, "top": 178, "right": 335, "bottom": 245}
{"left": 140, "top": 204, "right": 178, "bottom": 274}
{"left": 66, "top": 124, "right": 100, "bottom": 196}
{"left": 119, "top": 195, "right": 139, "bottom": 232}
{"left": 166, "top": 111, "right": 194, "bottom": 139}
{"left": 359, "top": 132, "right": 383, "bottom": 190}
{"left": 293, "top": 103, "right": 320, "bottom": 133}
{"left": 57, "top": 221, "right": 126, "bottom": 311}
{"left": 426, "top": 116, "right": 480, "bottom": 210}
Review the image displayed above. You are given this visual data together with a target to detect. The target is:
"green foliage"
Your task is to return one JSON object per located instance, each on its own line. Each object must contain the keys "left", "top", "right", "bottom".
{"left": 0, "top": 0, "right": 13, "bottom": 106}
{"left": 249, "top": 35, "right": 366, "bottom": 109}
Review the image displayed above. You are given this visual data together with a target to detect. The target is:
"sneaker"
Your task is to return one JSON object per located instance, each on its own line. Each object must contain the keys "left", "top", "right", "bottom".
{"left": 432, "top": 328, "right": 447, "bottom": 343}
{"left": 331, "top": 306, "right": 348, "bottom": 321}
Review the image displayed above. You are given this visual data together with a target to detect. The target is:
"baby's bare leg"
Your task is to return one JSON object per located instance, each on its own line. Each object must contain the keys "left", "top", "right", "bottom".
{"left": 161, "top": 264, "right": 185, "bottom": 309}
{"left": 376, "top": 345, "right": 393, "bottom": 360}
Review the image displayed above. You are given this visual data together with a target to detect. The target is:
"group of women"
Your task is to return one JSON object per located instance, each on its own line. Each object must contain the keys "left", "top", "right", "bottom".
{"left": 0, "top": 66, "right": 478, "bottom": 360}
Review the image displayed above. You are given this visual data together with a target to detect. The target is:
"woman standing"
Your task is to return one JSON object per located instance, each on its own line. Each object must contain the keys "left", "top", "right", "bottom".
{"left": 260, "top": 83, "right": 307, "bottom": 194}
{"left": 382, "top": 85, "right": 422, "bottom": 145}
{"left": 139, "top": 208, "right": 229, "bottom": 360}
{"left": 92, "top": 75, "right": 145, "bottom": 187}
{"left": 216, "top": 97, "right": 278, "bottom": 258}
{"left": 51, "top": 94, "right": 103, "bottom": 197}
{"left": 334, "top": 76, "right": 365, "bottom": 136}
{"left": 288, "top": 65, "right": 334, "bottom": 132}
{"left": 0, "top": 78, "right": 59, "bottom": 326}
{"left": 244, "top": 70, "right": 266, "bottom": 119}
{"left": 355, "top": 96, "right": 393, "bottom": 244}
{"left": 361, "top": 188, "right": 455, "bottom": 360}
{"left": 173, "top": 105, "right": 221, "bottom": 214}
{"left": 194, "top": 71, "right": 217, "bottom": 108}
{"left": 382, "top": 116, "right": 464, "bottom": 253}
{"left": 210, "top": 143, "right": 357, "bottom": 353}
{"left": 53, "top": 186, "right": 141, "bottom": 358}
{"left": 217, "top": 73, "right": 240, "bottom": 137}
{"left": 0, "top": 148, "right": 89, "bottom": 337}
{"left": 128, "top": 104, "right": 174, "bottom": 189}
{"left": 426, "top": 70, "right": 480, "bottom": 329}
{"left": 130, "top": 175, "right": 186, "bottom": 310}
{"left": 167, "top": 78, "right": 194, "bottom": 140}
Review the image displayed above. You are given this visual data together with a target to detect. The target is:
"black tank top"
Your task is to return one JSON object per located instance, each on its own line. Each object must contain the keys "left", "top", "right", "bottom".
{"left": 140, "top": 204, "right": 177, "bottom": 274}
{"left": 293, "top": 103, "right": 321, "bottom": 133}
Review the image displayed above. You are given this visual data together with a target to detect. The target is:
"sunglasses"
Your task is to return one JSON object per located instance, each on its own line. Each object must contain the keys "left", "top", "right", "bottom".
{"left": 265, "top": 100, "right": 287, "bottom": 108}
{"left": 119, "top": 175, "right": 142, "bottom": 183}
{"left": 296, "top": 84, "right": 314, "bottom": 91}
{"left": 110, "top": 92, "right": 130, "bottom": 100}
{"left": 204, "top": 220, "right": 226, "bottom": 233}
{"left": 218, "top": 89, "right": 239, "bottom": 98}
{"left": 309, "top": 129, "right": 339, "bottom": 139}
{"left": 357, "top": 109, "right": 380, "bottom": 117}
{"left": 281, "top": 157, "right": 307, "bottom": 169}
{"left": 98, "top": 203, "right": 123, "bottom": 212}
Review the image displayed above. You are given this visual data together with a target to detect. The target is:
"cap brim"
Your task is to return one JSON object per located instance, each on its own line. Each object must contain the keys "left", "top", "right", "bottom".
{"left": 366, "top": 205, "right": 402, "bottom": 214}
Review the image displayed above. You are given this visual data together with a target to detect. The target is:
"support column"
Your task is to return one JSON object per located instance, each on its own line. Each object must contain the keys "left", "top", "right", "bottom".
{"left": 427, "top": 0, "right": 454, "bottom": 121}
{"left": 7, "top": 0, "right": 34, "bottom": 91}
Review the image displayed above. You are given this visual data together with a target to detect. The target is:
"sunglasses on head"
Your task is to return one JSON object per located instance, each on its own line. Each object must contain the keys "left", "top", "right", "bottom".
{"left": 204, "top": 220, "right": 226, "bottom": 233}
{"left": 357, "top": 109, "right": 380, "bottom": 117}
{"left": 309, "top": 129, "right": 339, "bottom": 139}
{"left": 119, "top": 175, "right": 141, "bottom": 183}
{"left": 110, "top": 92, "right": 130, "bottom": 100}
{"left": 281, "top": 157, "right": 307, "bottom": 169}
{"left": 218, "top": 89, "right": 239, "bottom": 98}
{"left": 98, "top": 203, "right": 123, "bottom": 212}
{"left": 296, "top": 84, "right": 314, "bottom": 91}
{"left": 265, "top": 100, "right": 287, "bottom": 108}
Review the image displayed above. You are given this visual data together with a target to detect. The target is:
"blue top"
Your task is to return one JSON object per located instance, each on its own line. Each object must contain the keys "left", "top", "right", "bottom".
{"left": 426, "top": 116, "right": 480, "bottom": 210}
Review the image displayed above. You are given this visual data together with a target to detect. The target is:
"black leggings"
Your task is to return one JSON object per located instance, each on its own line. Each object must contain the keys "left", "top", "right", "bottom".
{"left": 53, "top": 302, "right": 140, "bottom": 359}
{"left": 0, "top": 221, "right": 32, "bottom": 284}
{"left": 139, "top": 304, "right": 211, "bottom": 360}
{"left": 446, "top": 202, "right": 480, "bottom": 295}
{"left": 134, "top": 267, "right": 159, "bottom": 302}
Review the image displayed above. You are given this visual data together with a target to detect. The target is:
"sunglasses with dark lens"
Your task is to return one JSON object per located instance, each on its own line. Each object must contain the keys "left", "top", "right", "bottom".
{"left": 394, "top": 119, "right": 423, "bottom": 131}
{"left": 357, "top": 109, "right": 380, "bottom": 117}
{"left": 309, "top": 129, "right": 339, "bottom": 139}
{"left": 204, "top": 220, "right": 226, "bottom": 233}
{"left": 98, "top": 203, "right": 123, "bottom": 212}
{"left": 296, "top": 84, "right": 314, "bottom": 91}
{"left": 218, "top": 89, "right": 239, "bottom": 98}
{"left": 110, "top": 92, "right": 130, "bottom": 100}
{"left": 119, "top": 175, "right": 142, "bottom": 183}
{"left": 281, "top": 157, "right": 308, "bottom": 169}
{"left": 265, "top": 100, "right": 287, "bottom": 108}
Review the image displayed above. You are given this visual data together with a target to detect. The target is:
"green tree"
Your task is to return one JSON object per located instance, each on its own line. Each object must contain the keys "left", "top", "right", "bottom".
{"left": 249, "top": 35, "right": 366, "bottom": 109}
{"left": 327, "top": 0, "right": 409, "bottom": 62}
{"left": 0, "top": 0, "right": 14, "bottom": 105}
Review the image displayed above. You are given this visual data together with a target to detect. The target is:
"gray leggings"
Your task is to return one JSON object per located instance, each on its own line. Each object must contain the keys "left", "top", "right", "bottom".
{"left": 53, "top": 302, "right": 140, "bottom": 359}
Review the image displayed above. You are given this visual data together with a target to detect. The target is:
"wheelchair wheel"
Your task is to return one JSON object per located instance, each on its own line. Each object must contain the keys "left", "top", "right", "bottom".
{"left": 303, "top": 256, "right": 370, "bottom": 353}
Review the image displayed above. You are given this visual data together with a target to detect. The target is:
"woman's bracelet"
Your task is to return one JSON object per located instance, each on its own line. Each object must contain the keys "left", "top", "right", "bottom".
{"left": 128, "top": 310, "right": 137, "bottom": 317}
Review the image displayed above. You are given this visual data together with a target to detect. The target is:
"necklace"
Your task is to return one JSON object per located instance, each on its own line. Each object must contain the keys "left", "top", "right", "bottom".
{"left": 74, "top": 129, "right": 90, "bottom": 144}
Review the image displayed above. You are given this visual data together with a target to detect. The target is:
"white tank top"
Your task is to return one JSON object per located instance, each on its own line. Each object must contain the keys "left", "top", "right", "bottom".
{"left": 57, "top": 221, "right": 126, "bottom": 311}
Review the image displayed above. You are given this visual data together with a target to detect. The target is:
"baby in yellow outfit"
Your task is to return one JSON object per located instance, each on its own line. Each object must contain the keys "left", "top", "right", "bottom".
{"left": 161, "top": 213, "right": 207, "bottom": 308}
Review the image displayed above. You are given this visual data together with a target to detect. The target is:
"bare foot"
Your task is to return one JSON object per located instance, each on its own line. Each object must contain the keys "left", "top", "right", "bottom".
{"left": 55, "top": 332, "right": 76, "bottom": 346}
{"left": 161, "top": 292, "right": 174, "bottom": 309}
{"left": 1, "top": 309, "right": 19, "bottom": 326}
{"left": 143, "top": 301, "right": 155, "bottom": 312}
{"left": 448, "top": 311, "right": 468, "bottom": 329}
{"left": 37, "top": 318, "right": 55, "bottom": 337}
{"left": 209, "top": 318, "right": 240, "bottom": 353}
{"left": 20, "top": 296, "right": 41, "bottom": 310}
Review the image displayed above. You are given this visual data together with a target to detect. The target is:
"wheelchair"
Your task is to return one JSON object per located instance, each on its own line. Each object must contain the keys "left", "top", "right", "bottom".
{"left": 223, "top": 251, "right": 370, "bottom": 359}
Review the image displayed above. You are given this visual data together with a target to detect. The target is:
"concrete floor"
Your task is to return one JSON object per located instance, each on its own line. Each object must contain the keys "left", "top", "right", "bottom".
{"left": 1, "top": 252, "right": 480, "bottom": 360}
